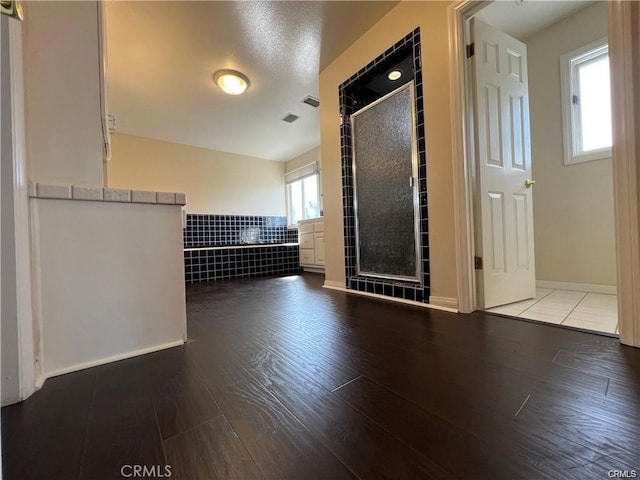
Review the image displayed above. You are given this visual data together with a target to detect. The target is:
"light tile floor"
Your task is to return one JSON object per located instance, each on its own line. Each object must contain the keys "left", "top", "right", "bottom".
{"left": 486, "top": 288, "right": 619, "bottom": 335}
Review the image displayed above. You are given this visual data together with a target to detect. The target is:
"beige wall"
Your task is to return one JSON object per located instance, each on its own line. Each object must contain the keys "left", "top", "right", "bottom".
{"left": 23, "top": 1, "right": 104, "bottom": 187}
{"left": 285, "top": 146, "right": 323, "bottom": 212}
{"left": 108, "top": 134, "right": 286, "bottom": 216}
{"left": 320, "top": 1, "right": 458, "bottom": 299}
{"left": 285, "top": 146, "right": 321, "bottom": 173}
{"left": 526, "top": 2, "right": 615, "bottom": 286}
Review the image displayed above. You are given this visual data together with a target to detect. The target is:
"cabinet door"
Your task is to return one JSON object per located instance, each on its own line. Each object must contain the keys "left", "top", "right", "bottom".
{"left": 299, "top": 222, "right": 314, "bottom": 234}
{"left": 300, "top": 233, "right": 314, "bottom": 249}
{"left": 314, "top": 235, "right": 325, "bottom": 265}
{"left": 300, "top": 249, "right": 315, "bottom": 266}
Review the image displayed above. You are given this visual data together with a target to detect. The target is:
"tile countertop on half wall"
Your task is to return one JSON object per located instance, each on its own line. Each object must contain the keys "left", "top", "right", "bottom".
{"left": 29, "top": 182, "right": 188, "bottom": 382}
{"left": 29, "top": 182, "right": 187, "bottom": 205}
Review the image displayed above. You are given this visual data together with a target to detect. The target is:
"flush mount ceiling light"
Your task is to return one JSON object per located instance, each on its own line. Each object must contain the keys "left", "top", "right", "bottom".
{"left": 388, "top": 69, "right": 402, "bottom": 81}
{"left": 213, "top": 69, "right": 250, "bottom": 95}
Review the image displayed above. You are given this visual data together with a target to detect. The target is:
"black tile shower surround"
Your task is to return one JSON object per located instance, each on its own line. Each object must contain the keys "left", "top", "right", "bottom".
{"left": 184, "top": 245, "right": 301, "bottom": 284}
{"left": 183, "top": 214, "right": 298, "bottom": 248}
{"left": 339, "top": 28, "right": 430, "bottom": 304}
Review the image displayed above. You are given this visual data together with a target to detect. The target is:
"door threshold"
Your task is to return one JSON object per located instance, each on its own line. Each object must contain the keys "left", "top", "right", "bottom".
{"left": 482, "top": 310, "right": 619, "bottom": 339}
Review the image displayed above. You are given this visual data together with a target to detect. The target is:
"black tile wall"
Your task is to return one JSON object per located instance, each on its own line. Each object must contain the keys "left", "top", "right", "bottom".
{"left": 183, "top": 214, "right": 298, "bottom": 248}
{"left": 184, "top": 245, "right": 301, "bottom": 284}
{"left": 339, "top": 28, "right": 431, "bottom": 303}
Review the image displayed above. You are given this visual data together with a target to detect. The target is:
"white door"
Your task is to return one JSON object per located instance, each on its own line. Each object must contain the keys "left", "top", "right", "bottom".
{"left": 471, "top": 18, "right": 536, "bottom": 309}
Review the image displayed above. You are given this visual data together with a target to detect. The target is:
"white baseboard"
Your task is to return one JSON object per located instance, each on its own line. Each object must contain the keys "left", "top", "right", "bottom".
{"left": 323, "top": 283, "right": 458, "bottom": 313}
{"left": 34, "top": 374, "right": 46, "bottom": 390}
{"left": 536, "top": 280, "right": 617, "bottom": 295}
{"left": 1, "top": 394, "right": 23, "bottom": 407}
{"left": 428, "top": 296, "right": 459, "bottom": 309}
{"left": 2, "top": 372, "right": 47, "bottom": 406}
{"left": 303, "top": 266, "right": 325, "bottom": 274}
{"left": 323, "top": 280, "right": 346, "bottom": 290}
{"left": 41, "top": 339, "right": 185, "bottom": 381}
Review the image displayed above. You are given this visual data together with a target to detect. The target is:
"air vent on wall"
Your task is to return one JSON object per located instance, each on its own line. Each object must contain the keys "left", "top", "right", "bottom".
{"left": 301, "top": 95, "right": 320, "bottom": 108}
{"left": 282, "top": 113, "right": 300, "bottom": 123}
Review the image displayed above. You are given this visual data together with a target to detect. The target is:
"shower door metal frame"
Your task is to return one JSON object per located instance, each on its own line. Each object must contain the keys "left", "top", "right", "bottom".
{"left": 350, "top": 81, "right": 422, "bottom": 283}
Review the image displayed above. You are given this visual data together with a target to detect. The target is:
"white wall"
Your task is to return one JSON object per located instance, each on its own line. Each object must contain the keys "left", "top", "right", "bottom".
{"left": 526, "top": 2, "right": 615, "bottom": 286}
{"left": 23, "top": 1, "right": 104, "bottom": 186}
{"left": 20, "top": 1, "right": 187, "bottom": 386}
{"left": 0, "top": 14, "right": 3, "bottom": 468}
{"left": 1, "top": 15, "right": 20, "bottom": 405}
{"left": 108, "top": 133, "right": 286, "bottom": 216}
{"left": 32, "top": 199, "right": 186, "bottom": 376}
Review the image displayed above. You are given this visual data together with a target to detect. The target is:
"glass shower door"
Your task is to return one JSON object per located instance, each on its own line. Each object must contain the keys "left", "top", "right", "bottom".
{"left": 351, "top": 82, "right": 421, "bottom": 282}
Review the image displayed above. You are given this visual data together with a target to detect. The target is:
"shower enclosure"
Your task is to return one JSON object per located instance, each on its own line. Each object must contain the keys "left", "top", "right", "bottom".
{"left": 350, "top": 82, "right": 421, "bottom": 282}
{"left": 339, "top": 28, "right": 428, "bottom": 303}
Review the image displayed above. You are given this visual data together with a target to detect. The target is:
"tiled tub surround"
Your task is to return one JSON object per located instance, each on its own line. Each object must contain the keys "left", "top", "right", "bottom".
{"left": 183, "top": 214, "right": 298, "bottom": 248}
{"left": 339, "top": 29, "right": 430, "bottom": 304}
{"left": 183, "top": 214, "right": 301, "bottom": 283}
{"left": 184, "top": 244, "right": 301, "bottom": 283}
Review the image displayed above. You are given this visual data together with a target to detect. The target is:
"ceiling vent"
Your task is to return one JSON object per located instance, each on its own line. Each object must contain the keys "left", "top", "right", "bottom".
{"left": 282, "top": 113, "right": 300, "bottom": 123}
{"left": 301, "top": 95, "right": 320, "bottom": 108}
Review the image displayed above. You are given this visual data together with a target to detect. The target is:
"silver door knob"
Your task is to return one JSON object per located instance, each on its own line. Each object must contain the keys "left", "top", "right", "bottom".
{"left": 525, "top": 179, "right": 536, "bottom": 188}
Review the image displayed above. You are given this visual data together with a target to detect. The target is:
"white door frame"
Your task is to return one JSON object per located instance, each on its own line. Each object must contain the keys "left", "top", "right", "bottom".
{"left": 448, "top": 0, "right": 640, "bottom": 347}
{"left": 9, "top": 16, "right": 37, "bottom": 399}
{"left": 2, "top": 13, "right": 36, "bottom": 403}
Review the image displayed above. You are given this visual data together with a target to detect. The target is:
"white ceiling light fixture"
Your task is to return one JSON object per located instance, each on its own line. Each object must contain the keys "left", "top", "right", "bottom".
{"left": 214, "top": 69, "right": 250, "bottom": 95}
{"left": 388, "top": 69, "right": 402, "bottom": 81}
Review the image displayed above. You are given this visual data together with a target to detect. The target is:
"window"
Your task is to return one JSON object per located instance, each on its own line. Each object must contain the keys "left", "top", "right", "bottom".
{"left": 285, "top": 162, "right": 320, "bottom": 226}
{"left": 560, "top": 39, "right": 612, "bottom": 165}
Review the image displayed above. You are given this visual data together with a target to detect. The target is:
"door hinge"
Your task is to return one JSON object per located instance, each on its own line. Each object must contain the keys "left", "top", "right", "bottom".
{"left": 1, "top": 0, "right": 23, "bottom": 21}
{"left": 572, "top": 95, "right": 579, "bottom": 106}
{"left": 474, "top": 256, "right": 483, "bottom": 270}
{"left": 466, "top": 43, "right": 475, "bottom": 59}
{"left": 107, "top": 114, "right": 117, "bottom": 135}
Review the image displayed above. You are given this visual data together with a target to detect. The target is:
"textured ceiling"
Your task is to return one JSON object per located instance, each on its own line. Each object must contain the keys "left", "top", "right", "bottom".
{"left": 105, "top": 1, "right": 398, "bottom": 162}
{"left": 477, "top": 0, "right": 596, "bottom": 41}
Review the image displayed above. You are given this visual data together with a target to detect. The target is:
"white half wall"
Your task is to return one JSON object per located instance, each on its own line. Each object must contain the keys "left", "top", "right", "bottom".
{"left": 32, "top": 198, "right": 186, "bottom": 377}
{"left": 108, "top": 133, "right": 286, "bottom": 216}
{"left": 526, "top": 2, "right": 615, "bottom": 286}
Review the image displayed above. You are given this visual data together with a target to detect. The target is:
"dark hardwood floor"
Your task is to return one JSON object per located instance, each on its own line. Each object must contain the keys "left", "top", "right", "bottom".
{"left": 3, "top": 273, "right": 640, "bottom": 479}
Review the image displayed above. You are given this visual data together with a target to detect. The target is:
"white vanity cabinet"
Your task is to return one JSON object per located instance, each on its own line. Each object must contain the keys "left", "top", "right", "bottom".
{"left": 298, "top": 218, "right": 325, "bottom": 272}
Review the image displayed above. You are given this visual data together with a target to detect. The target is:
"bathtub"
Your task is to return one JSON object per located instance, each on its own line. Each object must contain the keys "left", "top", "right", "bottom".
{"left": 184, "top": 243, "right": 301, "bottom": 283}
